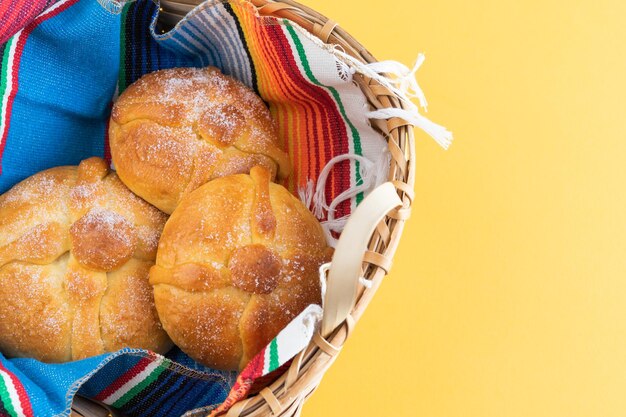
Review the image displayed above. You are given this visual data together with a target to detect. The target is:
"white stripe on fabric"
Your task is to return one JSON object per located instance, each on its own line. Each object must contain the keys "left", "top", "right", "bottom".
{"left": 190, "top": 7, "right": 238, "bottom": 79}
{"left": 208, "top": 4, "right": 250, "bottom": 84}
{"left": 194, "top": 11, "right": 234, "bottom": 73}
{"left": 191, "top": 13, "right": 226, "bottom": 69}
{"left": 215, "top": 3, "right": 253, "bottom": 87}
{"left": 0, "top": 32, "right": 21, "bottom": 143}
{"left": 261, "top": 305, "right": 322, "bottom": 376}
{"left": 40, "top": 0, "right": 74, "bottom": 16}
{"left": 262, "top": 346, "right": 272, "bottom": 375}
{"left": 0, "top": 369, "right": 26, "bottom": 417}
{"left": 208, "top": 4, "right": 246, "bottom": 78}
{"left": 170, "top": 35, "right": 201, "bottom": 58}
{"left": 101, "top": 357, "right": 164, "bottom": 404}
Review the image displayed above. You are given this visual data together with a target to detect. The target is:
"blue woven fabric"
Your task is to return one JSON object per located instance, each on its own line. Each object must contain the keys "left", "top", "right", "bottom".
{"left": 0, "top": 0, "right": 118, "bottom": 192}
{"left": 3, "top": 348, "right": 235, "bottom": 417}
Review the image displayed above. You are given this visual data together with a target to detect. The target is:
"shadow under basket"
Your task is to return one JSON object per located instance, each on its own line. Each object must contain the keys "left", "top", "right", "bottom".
{"left": 72, "top": 0, "right": 417, "bottom": 416}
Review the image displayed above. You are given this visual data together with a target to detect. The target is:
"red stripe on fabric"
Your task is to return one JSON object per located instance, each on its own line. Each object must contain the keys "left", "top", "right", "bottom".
{"left": 0, "top": 361, "right": 34, "bottom": 417}
{"left": 0, "top": 0, "right": 79, "bottom": 169}
{"left": 93, "top": 356, "right": 153, "bottom": 401}
{"left": 103, "top": 102, "right": 113, "bottom": 164}
{"left": 239, "top": 346, "right": 266, "bottom": 380}
{"left": 256, "top": 23, "right": 318, "bottom": 186}
{"left": 262, "top": 23, "right": 344, "bottom": 189}
{"left": 209, "top": 374, "right": 253, "bottom": 417}
{"left": 262, "top": 24, "right": 350, "bottom": 215}
{"left": 0, "top": 0, "right": 51, "bottom": 45}
{"left": 0, "top": 0, "right": 26, "bottom": 43}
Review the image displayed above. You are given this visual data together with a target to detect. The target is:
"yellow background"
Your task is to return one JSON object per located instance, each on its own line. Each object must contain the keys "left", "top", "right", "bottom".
{"left": 299, "top": 1, "right": 626, "bottom": 416}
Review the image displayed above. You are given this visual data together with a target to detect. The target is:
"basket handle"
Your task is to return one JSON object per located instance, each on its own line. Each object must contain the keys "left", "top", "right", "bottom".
{"left": 321, "top": 182, "right": 403, "bottom": 337}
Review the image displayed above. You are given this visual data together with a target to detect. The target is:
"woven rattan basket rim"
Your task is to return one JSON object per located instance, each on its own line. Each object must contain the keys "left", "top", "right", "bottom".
{"left": 75, "top": 1, "right": 416, "bottom": 415}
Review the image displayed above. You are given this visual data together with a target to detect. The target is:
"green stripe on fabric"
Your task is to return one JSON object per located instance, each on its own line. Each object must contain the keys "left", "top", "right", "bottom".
{"left": 284, "top": 22, "right": 364, "bottom": 204}
{"left": 0, "top": 374, "right": 18, "bottom": 417}
{"left": 269, "top": 338, "right": 280, "bottom": 371}
{"left": 118, "top": 2, "right": 132, "bottom": 92}
{"left": 0, "top": 38, "right": 15, "bottom": 115}
{"left": 112, "top": 360, "right": 168, "bottom": 409}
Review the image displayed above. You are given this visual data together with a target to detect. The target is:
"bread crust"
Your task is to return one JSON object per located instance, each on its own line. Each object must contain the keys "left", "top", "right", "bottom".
{"left": 151, "top": 166, "right": 331, "bottom": 370}
{"left": 110, "top": 67, "right": 291, "bottom": 214}
{"left": 0, "top": 157, "right": 172, "bottom": 362}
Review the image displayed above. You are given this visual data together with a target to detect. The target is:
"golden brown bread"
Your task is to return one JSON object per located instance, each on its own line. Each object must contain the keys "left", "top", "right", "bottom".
{"left": 109, "top": 67, "right": 291, "bottom": 214}
{"left": 0, "top": 157, "right": 172, "bottom": 362}
{"left": 150, "top": 166, "right": 331, "bottom": 370}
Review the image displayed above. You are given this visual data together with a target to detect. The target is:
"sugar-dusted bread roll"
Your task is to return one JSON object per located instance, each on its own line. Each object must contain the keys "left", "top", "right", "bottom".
{"left": 109, "top": 67, "right": 291, "bottom": 214}
{"left": 0, "top": 157, "right": 172, "bottom": 362}
{"left": 150, "top": 166, "right": 331, "bottom": 370}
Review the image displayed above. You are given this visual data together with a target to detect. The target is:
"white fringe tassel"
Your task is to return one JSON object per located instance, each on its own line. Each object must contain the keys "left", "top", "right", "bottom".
{"left": 325, "top": 47, "right": 453, "bottom": 149}
{"left": 367, "top": 108, "right": 453, "bottom": 150}
{"left": 298, "top": 179, "right": 315, "bottom": 212}
{"left": 365, "top": 54, "right": 429, "bottom": 111}
{"left": 287, "top": 22, "right": 455, "bottom": 238}
{"left": 299, "top": 151, "right": 390, "bottom": 246}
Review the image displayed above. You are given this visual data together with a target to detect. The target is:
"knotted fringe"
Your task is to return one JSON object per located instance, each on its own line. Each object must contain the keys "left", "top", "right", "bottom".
{"left": 300, "top": 152, "right": 390, "bottom": 246}
{"left": 367, "top": 107, "right": 453, "bottom": 150}
{"left": 365, "top": 54, "right": 429, "bottom": 110}
{"left": 328, "top": 49, "right": 453, "bottom": 150}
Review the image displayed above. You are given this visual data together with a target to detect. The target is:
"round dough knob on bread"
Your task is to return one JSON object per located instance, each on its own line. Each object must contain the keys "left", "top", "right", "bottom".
{"left": 0, "top": 157, "right": 172, "bottom": 362}
{"left": 109, "top": 67, "right": 291, "bottom": 214}
{"left": 150, "top": 166, "right": 331, "bottom": 370}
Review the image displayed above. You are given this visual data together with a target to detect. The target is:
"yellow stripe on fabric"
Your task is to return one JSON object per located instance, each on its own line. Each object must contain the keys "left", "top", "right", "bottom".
{"left": 230, "top": 1, "right": 312, "bottom": 194}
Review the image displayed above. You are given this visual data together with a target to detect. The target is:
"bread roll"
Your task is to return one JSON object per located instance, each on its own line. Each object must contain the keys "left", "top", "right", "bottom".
{"left": 150, "top": 166, "right": 331, "bottom": 370}
{"left": 109, "top": 67, "right": 291, "bottom": 214}
{"left": 0, "top": 157, "right": 172, "bottom": 362}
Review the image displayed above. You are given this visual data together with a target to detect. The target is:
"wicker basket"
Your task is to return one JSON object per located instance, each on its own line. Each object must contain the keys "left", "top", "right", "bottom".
{"left": 72, "top": 0, "right": 416, "bottom": 415}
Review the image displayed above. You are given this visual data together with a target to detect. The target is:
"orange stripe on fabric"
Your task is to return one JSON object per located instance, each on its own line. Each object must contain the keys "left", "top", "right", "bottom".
{"left": 229, "top": 1, "right": 351, "bottom": 212}
{"left": 230, "top": 2, "right": 301, "bottom": 192}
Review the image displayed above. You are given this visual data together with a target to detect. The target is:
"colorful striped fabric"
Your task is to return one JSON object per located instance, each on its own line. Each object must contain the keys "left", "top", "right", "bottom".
{"left": 0, "top": 0, "right": 60, "bottom": 45}
{"left": 0, "top": 0, "right": 119, "bottom": 190}
{"left": 77, "top": 349, "right": 236, "bottom": 417}
{"left": 0, "top": 361, "right": 33, "bottom": 417}
{"left": 0, "top": 0, "right": 83, "bottom": 167}
{"left": 210, "top": 305, "right": 323, "bottom": 417}
{"left": 4, "top": 348, "right": 235, "bottom": 417}
{"left": 0, "top": 0, "right": 389, "bottom": 415}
